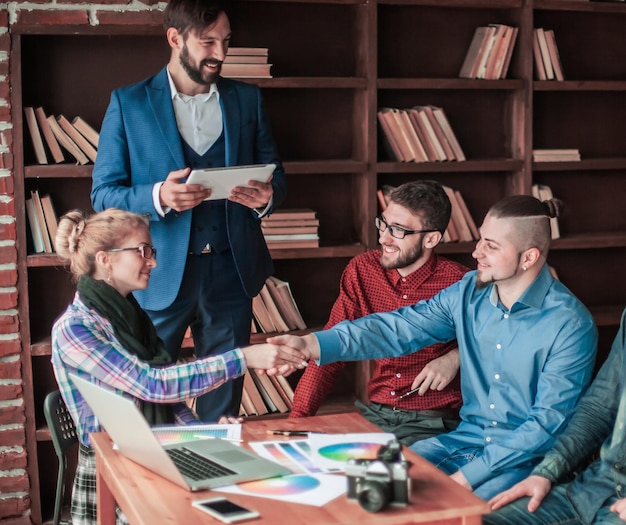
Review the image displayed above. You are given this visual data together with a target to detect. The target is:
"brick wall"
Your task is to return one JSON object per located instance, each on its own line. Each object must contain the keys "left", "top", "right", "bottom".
{"left": 0, "top": 2, "right": 164, "bottom": 523}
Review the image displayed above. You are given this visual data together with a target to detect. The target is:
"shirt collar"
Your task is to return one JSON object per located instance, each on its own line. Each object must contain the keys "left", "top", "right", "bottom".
{"left": 166, "top": 68, "right": 219, "bottom": 103}
{"left": 387, "top": 252, "right": 439, "bottom": 287}
{"left": 489, "top": 264, "right": 554, "bottom": 310}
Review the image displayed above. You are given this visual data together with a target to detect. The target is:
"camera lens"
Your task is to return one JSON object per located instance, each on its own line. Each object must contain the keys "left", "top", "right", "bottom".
{"left": 357, "top": 481, "right": 390, "bottom": 513}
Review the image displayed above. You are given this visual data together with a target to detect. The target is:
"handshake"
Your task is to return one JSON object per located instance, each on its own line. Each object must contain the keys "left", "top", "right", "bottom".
{"left": 241, "top": 333, "right": 321, "bottom": 376}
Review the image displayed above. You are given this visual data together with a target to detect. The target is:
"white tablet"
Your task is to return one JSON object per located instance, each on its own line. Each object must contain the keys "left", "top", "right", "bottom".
{"left": 186, "top": 163, "right": 276, "bottom": 201}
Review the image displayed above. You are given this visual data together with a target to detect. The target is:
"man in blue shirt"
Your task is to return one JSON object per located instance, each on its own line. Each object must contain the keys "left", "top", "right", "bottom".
{"left": 271, "top": 195, "right": 598, "bottom": 500}
{"left": 485, "top": 309, "right": 626, "bottom": 524}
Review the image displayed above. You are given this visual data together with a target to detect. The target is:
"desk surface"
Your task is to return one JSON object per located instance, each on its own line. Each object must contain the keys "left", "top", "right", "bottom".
{"left": 92, "top": 412, "right": 490, "bottom": 525}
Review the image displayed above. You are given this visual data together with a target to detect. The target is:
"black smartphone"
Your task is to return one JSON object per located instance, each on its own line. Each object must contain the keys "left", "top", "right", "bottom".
{"left": 192, "top": 497, "right": 260, "bottom": 523}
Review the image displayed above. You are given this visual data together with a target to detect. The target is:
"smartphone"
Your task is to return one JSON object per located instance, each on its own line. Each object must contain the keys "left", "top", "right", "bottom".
{"left": 192, "top": 497, "right": 260, "bottom": 523}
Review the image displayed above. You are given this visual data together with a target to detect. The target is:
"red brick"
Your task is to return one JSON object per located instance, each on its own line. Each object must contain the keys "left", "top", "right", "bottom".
{"left": 0, "top": 269, "right": 17, "bottom": 287}
{"left": 0, "top": 61, "right": 8, "bottom": 77}
{"left": 0, "top": 198, "right": 15, "bottom": 216}
{"left": 0, "top": 130, "right": 13, "bottom": 149}
{"left": 0, "top": 428, "right": 26, "bottom": 448}
{"left": 0, "top": 10, "right": 8, "bottom": 27}
{"left": 0, "top": 176, "right": 14, "bottom": 195}
{"left": 96, "top": 10, "right": 164, "bottom": 26}
{"left": 0, "top": 495, "right": 30, "bottom": 520}
{"left": 0, "top": 106, "right": 12, "bottom": 123}
{"left": 0, "top": 516, "right": 32, "bottom": 525}
{"left": 0, "top": 153, "right": 14, "bottom": 170}
{"left": 0, "top": 474, "right": 29, "bottom": 495}
{"left": 0, "top": 383, "right": 22, "bottom": 401}
{"left": 0, "top": 405, "right": 25, "bottom": 426}
{"left": 0, "top": 33, "right": 9, "bottom": 53}
{"left": 0, "top": 449, "right": 27, "bottom": 471}
{"left": 0, "top": 359, "right": 20, "bottom": 381}
{"left": 0, "top": 289, "right": 18, "bottom": 309}
{"left": 0, "top": 340, "right": 21, "bottom": 358}
{"left": 0, "top": 315, "right": 19, "bottom": 335}
{"left": 16, "top": 9, "right": 89, "bottom": 26}
{"left": 0, "top": 245, "right": 16, "bottom": 264}
{"left": 0, "top": 222, "right": 16, "bottom": 241}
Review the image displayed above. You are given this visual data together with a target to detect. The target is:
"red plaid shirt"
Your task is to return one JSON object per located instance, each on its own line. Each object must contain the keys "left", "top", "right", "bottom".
{"left": 290, "top": 251, "right": 469, "bottom": 417}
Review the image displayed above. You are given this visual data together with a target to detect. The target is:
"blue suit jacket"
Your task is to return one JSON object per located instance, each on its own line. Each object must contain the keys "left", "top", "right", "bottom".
{"left": 91, "top": 67, "right": 287, "bottom": 311}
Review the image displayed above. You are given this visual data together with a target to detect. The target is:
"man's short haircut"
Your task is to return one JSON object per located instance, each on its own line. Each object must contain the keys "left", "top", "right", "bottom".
{"left": 488, "top": 194, "right": 563, "bottom": 254}
{"left": 387, "top": 180, "right": 452, "bottom": 233}
{"left": 163, "top": 0, "right": 227, "bottom": 37}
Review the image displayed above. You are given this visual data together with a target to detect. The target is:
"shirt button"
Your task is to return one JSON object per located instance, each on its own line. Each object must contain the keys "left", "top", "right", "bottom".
{"left": 615, "top": 463, "right": 622, "bottom": 472}
{"left": 390, "top": 391, "right": 396, "bottom": 396}
{"left": 490, "top": 404, "right": 495, "bottom": 409}
{"left": 503, "top": 313, "right": 509, "bottom": 319}
{"left": 496, "top": 344, "right": 502, "bottom": 350}
{"left": 402, "top": 278, "right": 406, "bottom": 282}
{"left": 618, "top": 484, "right": 623, "bottom": 493}
{"left": 494, "top": 374, "right": 500, "bottom": 380}
{"left": 486, "top": 437, "right": 492, "bottom": 443}
{"left": 396, "top": 373, "right": 401, "bottom": 378}
{"left": 402, "top": 294, "right": 408, "bottom": 299}
{"left": 492, "top": 421, "right": 498, "bottom": 426}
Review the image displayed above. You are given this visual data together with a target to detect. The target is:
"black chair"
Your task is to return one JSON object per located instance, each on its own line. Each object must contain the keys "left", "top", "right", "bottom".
{"left": 43, "top": 391, "right": 78, "bottom": 525}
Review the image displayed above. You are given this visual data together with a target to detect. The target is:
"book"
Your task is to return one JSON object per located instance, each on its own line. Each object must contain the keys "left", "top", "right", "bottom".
{"left": 259, "top": 284, "right": 291, "bottom": 332}
{"left": 47, "top": 115, "right": 90, "bottom": 165}
{"left": 474, "top": 25, "right": 498, "bottom": 79}
{"left": 421, "top": 105, "right": 456, "bottom": 161}
{"left": 220, "top": 63, "right": 272, "bottom": 78}
{"left": 459, "top": 26, "right": 492, "bottom": 79}
{"left": 406, "top": 108, "right": 437, "bottom": 162}
{"left": 377, "top": 109, "right": 405, "bottom": 161}
{"left": 249, "top": 369, "right": 289, "bottom": 413}
{"left": 533, "top": 149, "right": 581, "bottom": 161}
{"left": 24, "top": 107, "right": 48, "bottom": 164}
{"left": 57, "top": 115, "right": 98, "bottom": 163}
{"left": 31, "top": 190, "right": 53, "bottom": 253}
{"left": 488, "top": 25, "right": 515, "bottom": 80}
{"left": 533, "top": 29, "right": 548, "bottom": 80}
{"left": 535, "top": 28, "right": 554, "bottom": 80}
{"left": 40, "top": 194, "right": 59, "bottom": 252}
{"left": 71, "top": 116, "right": 100, "bottom": 148}
{"left": 411, "top": 107, "right": 447, "bottom": 161}
{"left": 266, "top": 239, "right": 319, "bottom": 249}
{"left": 398, "top": 109, "right": 428, "bottom": 162}
{"left": 226, "top": 47, "right": 269, "bottom": 56}
{"left": 242, "top": 372, "right": 268, "bottom": 415}
{"left": 430, "top": 106, "right": 466, "bottom": 162}
{"left": 454, "top": 190, "right": 479, "bottom": 240}
{"left": 261, "top": 218, "right": 320, "bottom": 228}
{"left": 263, "top": 233, "right": 319, "bottom": 241}
{"left": 269, "top": 375, "right": 293, "bottom": 409}
{"left": 224, "top": 54, "right": 268, "bottom": 64}
{"left": 262, "top": 209, "right": 317, "bottom": 221}
{"left": 239, "top": 386, "right": 257, "bottom": 416}
{"left": 251, "top": 293, "right": 277, "bottom": 333}
{"left": 25, "top": 197, "right": 45, "bottom": 253}
{"left": 442, "top": 186, "right": 473, "bottom": 242}
{"left": 267, "top": 275, "right": 307, "bottom": 331}
{"left": 34, "top": 107, "right": 64, "bottom": 163}
{"left": 484, "top": 24, "right": 509, "bottom": 80}
{"left": 260, "top": 226, "right": 318, "bottom": 235}
{"left": 380, "top": 108, "right": 413, "bottom": 162}
{"left": 274, "top": 374, "right": 295, "bottom": 404}
{"left": 500, "top": 27, "right": 519, "bottom": 79}
{"left": 544, "top": 30, "right": 565, "bottom": 82}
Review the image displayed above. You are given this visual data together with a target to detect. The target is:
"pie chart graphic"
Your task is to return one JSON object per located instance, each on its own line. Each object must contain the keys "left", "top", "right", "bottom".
{"left": 239, "top": 474, "right": 320, "bottom": 495}
{"left": 317, "top": 442, "right": 381, "bottom": 462}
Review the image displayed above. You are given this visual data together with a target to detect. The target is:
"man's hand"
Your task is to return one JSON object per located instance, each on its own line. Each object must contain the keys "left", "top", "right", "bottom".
{"left": 241, "top": 343, "right": 308, "bottom": 372}
{"left": 450, "top": 471, "right": 472, "bottom": 491}
{"left": 610, "top": 497, "right": 626, "bottom": 521}
{"left": 160, "top": 168, "right": 211, "bottom": 212}
{"left": 267, "top": 333, "right": 318, "bottom": 361}
{"left": 488, "top": 475, "right": 552, "bottom": 512}
{"left": 410, "top": 348, "right": 459, "bottom": 394}
{"left": 229, "top": 174, "right": 273, "bottom": 210}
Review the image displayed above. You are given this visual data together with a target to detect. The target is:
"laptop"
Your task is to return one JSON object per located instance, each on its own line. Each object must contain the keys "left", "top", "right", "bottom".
{"left": 69, "top": 373, "right": 290, "bottom": 491}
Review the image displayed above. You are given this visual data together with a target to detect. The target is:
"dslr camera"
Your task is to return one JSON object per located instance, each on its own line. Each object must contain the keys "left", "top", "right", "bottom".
{"left": 345, "top": 439, "right": 411, "bottom": 512}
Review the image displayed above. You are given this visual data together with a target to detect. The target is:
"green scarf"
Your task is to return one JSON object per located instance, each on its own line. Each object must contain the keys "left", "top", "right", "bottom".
{"left": 77, "top": 275, "right": 175, "bottom": 425}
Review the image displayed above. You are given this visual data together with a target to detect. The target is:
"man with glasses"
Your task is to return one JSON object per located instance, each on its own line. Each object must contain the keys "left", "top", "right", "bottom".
{"left": 290, "top": 181, "right": 469, "bottom": 445}
{"left": 272, "top": 194, "right": 598, "bottom": 500}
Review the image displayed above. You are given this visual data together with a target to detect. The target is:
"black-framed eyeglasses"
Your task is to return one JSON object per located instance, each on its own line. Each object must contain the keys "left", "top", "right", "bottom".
{"left": 107, "top": 245, "right": 157, "bottom": 260}
{"left": 375, "top": 216, "right": 439, "bottom": 240}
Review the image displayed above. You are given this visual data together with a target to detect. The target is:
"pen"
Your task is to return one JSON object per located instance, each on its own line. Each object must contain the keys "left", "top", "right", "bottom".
{"left": 266, "top": 430, "right": 322, "bottom": 437}
{"left": 398, "top": 386, "right": 422, "bottom": 399}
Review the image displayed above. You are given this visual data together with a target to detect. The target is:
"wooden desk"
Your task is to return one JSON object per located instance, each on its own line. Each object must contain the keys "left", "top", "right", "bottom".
{"left": 92, "top": 412, "right": 490, "bottom": 525}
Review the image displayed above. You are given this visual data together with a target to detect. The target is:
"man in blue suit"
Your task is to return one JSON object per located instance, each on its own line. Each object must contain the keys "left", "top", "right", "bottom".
{"left": 91, "top": 0, "right": 286, "bottom": 421}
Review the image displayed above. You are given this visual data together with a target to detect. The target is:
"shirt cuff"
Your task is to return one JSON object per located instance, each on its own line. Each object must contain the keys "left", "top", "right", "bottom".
{"left": 531, "top": 455, "right": 567, "bottom": 483}
{"left": 255, "top": 196, "right": 273, "bottom": 218}
{"left": 314, "top": 330, "right": 343, "bottom": 366}
{"left": 224, "top": 347, "right": 247, "bottom": 380}
{"left": 153, "top": 182, "right": 170, "bottom": 216}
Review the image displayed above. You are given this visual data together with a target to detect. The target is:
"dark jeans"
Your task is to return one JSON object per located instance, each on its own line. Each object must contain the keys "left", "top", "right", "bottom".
{"left": 355, "top": 400, "right": 460, "bottom": 446}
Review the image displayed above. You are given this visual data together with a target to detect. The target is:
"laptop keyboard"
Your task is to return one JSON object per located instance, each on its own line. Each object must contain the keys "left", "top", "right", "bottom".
{"left": 167, "top": 447, "right": 237, "bottom": 481}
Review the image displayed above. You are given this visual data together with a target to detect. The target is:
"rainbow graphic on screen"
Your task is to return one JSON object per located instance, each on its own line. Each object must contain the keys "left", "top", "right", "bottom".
{"left": 317, "top": 442, "right": 382, "bottom": 462}
{"left": 152, "top": 428, "right": 228, "bottom": 446}
{"left": 239, "top": 474, "right": 320, "bottom": 496}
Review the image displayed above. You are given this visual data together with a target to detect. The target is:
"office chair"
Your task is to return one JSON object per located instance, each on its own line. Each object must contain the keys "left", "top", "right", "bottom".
{"left": 43, "top": 390, "right": 78, "bottom": 525}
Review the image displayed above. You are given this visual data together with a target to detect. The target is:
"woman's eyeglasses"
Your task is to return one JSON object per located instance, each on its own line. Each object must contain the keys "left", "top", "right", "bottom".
{"left": 107, "top": 245, "right": 157, "bottom": 260}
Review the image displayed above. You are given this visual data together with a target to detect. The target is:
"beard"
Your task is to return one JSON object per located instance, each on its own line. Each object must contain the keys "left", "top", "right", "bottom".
{"left": 179, "top": 43, "right": 221, "bottom": 86}
{"left": 475, "top": 273, "right": 493, "bottom": 290}
{"left": 380, "top": 241, "right": 423, "bottom": 270}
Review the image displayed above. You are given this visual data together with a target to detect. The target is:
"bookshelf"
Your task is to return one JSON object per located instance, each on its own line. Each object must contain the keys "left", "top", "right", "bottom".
{"left": 10, "top": 1, "right": 626, "bottom": 523}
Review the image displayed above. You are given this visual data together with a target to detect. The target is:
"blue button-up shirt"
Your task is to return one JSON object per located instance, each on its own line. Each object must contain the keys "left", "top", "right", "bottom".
{"left": 316, "top": 265, "right": 598, "bottom": 487}
{"left": 533, "top": 309, "right": 626, "bottom": 523}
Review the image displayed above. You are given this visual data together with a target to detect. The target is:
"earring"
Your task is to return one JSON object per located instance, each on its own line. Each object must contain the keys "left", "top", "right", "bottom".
{"left": 107, "top": 273, "right": 112, "bottom": 283}
{"left": 522, "top": 265, "right": 527, "bottom": 271}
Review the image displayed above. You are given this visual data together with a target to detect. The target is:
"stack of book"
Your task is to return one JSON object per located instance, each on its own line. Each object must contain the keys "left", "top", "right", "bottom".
{"left": 221, "top": 47, "right": 272, "bottom": 78}
{"left": 533, "top": 28, "right": 565, "bottom": 81}
{"left": 240, "top": 369, "right": 295, "bottom": 416}
{"left": 25, "top": 190, "right": 59, "bottom": 254}
{"left": 533, "top": 149, "right": 581, "bottom": 162}
{"left": 459, "top": 24, "right": 519, "bottom": 80}
{"left": 261, "top": 208, "right": 320, "bottom": 249}
{"left": 532, "top": 184, "right": 561, "bottom": 239}
{"left": 252, "top": 276, "right": 307, "bottom": 334}
{"left": 378, "top": 105, "right": 466, "bottom": 163}
{"left": 24, "top": 106, "right": 99, "bottom": 165}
